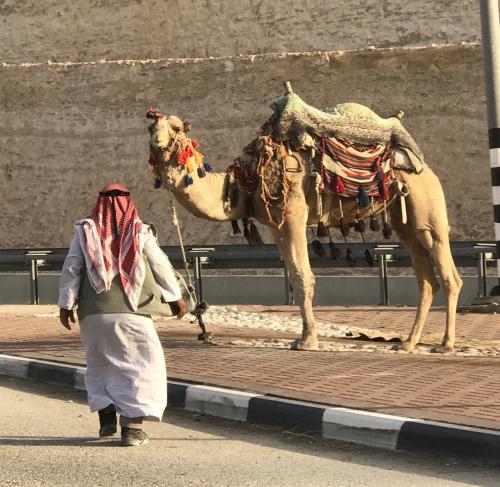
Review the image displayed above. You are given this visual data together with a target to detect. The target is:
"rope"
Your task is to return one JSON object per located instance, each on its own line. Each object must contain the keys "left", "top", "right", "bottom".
{"left": 167, "top": 190, "right": 212, "bottom": 342}
{"left": 168, "top": 190, "right": 195, "bottom": 292}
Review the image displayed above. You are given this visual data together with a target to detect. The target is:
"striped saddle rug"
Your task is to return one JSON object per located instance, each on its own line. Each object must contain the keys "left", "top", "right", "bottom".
{"left": 320, "top": 136, "right": 395, "bottom": 203}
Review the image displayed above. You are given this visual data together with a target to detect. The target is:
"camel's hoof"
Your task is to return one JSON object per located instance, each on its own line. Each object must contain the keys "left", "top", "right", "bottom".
{"left": 391, "top": 341, "right": 416, "bottom": 353}
{"left": 291, "top": 338, "right": 319, "bottom": 351}
{"left": 431, "top": 344, "right": 454, "bottom": 354}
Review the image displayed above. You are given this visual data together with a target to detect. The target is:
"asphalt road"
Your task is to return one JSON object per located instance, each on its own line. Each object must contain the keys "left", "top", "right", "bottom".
{"left": 0, "top": 376, "right": 499, "bottom": 487}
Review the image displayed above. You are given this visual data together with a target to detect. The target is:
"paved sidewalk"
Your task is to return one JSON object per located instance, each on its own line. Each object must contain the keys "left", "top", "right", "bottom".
{"left": 1, "top": 305, "right": 500, "bottom": 431}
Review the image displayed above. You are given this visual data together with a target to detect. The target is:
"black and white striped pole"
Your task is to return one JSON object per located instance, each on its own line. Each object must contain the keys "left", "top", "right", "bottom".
{"left": 480, "top": 0, "right": 500, "bottom": 297}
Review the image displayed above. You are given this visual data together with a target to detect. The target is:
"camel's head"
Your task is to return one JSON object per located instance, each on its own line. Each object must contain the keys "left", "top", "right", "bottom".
{"left": 146, "top": 107, "right": 209, "bottom": 188}
{"left": 146, "top": 106, "right": 192, "bottom": 167}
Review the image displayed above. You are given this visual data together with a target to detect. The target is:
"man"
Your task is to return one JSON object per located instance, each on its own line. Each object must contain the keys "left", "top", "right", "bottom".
{"left": 58, "top": 183, "right": 187, "bottom": 447}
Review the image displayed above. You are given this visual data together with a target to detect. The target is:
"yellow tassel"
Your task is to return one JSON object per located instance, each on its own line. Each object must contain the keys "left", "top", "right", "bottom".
{"left": 194, "top": 151, "right": 204, "bottom": 165}
{"left": 186, "top": 156, "right": 197, "bottom": 174}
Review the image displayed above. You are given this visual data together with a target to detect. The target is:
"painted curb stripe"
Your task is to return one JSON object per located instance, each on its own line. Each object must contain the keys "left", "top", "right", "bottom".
{"left": 397, "top": 422, "right": 500, "bottom": 459}
{"left": 247, "top": 397, "right": 324, "bottom": 435}
{"left": 494, "top": 205, "right": 500, "bottom": 224}
{"left": 492, "top": 167, "right": 500, "bottom": 185}
{"left": 322, "top": 408, "right": 406, "bottom": 450}
{"left": 167, "top": 381, "right": 188, "bottom": 409}
{"left": 493, "top": 186, "right": 500, "bottom": 205}
{"left": 185, "top": 385, "right": 259, "bottom": 422}
{"left": 490, "top": 147, "right": 500, "bottom": 168}
{"left": 489, "top": 129, "right": 500, "bottom": 149}
{"left": 26, "top": 361, "right": 76, "bottom": 386}
{"left": 2, "top": 354, "right": 500, "bottom": 459}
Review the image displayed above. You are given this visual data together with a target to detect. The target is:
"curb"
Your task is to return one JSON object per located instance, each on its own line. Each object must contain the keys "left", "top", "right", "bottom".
{"left": 1, "top": 353, "right": 500, "bottom": 459}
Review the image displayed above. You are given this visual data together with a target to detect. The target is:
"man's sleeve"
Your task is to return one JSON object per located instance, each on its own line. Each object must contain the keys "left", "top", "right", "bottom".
{"left": 57, "top": 234, "right": 84, "bottom": 310}
{"left": 143, "top": 233, "right": 183, "bottom": 302}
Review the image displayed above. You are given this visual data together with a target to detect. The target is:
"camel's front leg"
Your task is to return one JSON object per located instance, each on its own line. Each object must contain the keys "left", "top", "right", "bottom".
{"left": 271, "top": 224, "right": 318, "bottom": 351}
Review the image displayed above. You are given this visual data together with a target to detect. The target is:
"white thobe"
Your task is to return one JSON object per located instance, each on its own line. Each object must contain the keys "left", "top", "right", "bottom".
{"left": 58, "top": 229, "right": 181, "bottom": 420}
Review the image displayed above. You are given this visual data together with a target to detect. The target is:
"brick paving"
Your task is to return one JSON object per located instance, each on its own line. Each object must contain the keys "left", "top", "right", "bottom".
{"left": 1, "top": 306, "right": 500, "bottom": 430}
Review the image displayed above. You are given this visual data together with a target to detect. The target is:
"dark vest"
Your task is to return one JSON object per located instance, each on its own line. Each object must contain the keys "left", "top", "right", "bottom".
{"left": 76, "top": 256, "right": 173, "bottom": 320}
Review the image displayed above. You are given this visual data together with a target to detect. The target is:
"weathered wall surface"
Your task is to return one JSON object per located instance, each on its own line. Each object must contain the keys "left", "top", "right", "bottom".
{"left": 0, "top": 44, "right": 492, "bottom": 248}
{"left": 1, "top": 0, "right": 480, "bottom": 62}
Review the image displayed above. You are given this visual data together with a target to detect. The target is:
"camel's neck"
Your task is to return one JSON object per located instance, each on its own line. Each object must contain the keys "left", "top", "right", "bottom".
{"left": 163, "top": 164, "right": 245, "bottom": 221}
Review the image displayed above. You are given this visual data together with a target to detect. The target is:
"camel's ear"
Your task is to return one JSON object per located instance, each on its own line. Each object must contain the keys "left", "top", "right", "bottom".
{"left": 183, "top": 121, "right": 192, "bottom": 133}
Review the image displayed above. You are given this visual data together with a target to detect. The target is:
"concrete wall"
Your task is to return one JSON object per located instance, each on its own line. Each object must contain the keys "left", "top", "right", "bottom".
{"left": 0, "top": 44, "right": 493, "bottom": 248}
{"left": 0, "top": 272, "right": 494, "bottom": 307}
{"left": 1, "top": 1, "right": 480, "bottom": 63}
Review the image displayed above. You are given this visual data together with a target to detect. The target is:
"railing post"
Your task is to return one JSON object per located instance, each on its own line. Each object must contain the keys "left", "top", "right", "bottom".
{"left": 193, "top": 256, "right": 203, "bottom": 302}
{"left": 477, "top": 252, "right": 487, "bottom": 297}
{"left": 378, "top": 253, "right": 389, "bottom": 306}
{"left": 188, "top": 248, "right": 214, "bottom": 303}
{"left": 29, "top": 259, "right": 39, "bottom": 305}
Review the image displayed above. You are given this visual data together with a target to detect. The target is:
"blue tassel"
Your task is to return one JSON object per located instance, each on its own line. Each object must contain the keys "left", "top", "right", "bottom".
{"left": 153, "top": 178, "right": 162, "bottom": 189}
{"left": 197, "top": 166, "right": 206, "bottom": 178}
{"left": 203, "top": 162, "right": 213, "bottom": 172}
{"left": 357, "top": 186, "right": 370, "bottom": 208}
{"left": 184, "top": 175, "right": 193, "bottom": 186}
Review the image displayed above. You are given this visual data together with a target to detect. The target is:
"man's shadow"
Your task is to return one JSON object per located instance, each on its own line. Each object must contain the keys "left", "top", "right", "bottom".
{"left": 0, "top": 436, "right": 121, "bottom": 447}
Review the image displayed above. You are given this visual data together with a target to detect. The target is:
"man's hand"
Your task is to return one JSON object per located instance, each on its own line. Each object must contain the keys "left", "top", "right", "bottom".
{"left": 59, "top": 308, "right": 75, "bottom": 330}
{"left": 174, "top": 298, "right": 188, "bottom": 319}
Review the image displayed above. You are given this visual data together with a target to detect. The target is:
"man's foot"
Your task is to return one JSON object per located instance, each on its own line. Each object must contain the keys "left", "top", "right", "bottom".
{"left": 121, "top": 427, "right": 149, "bottom": 447}
{"left": 98, "top": 409, "right": 117, "bottom": 438}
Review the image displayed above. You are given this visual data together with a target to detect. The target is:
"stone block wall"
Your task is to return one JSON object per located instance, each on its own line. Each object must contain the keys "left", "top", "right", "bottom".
{"left": 0, "top": 43, "right": 492, "bottom": 247}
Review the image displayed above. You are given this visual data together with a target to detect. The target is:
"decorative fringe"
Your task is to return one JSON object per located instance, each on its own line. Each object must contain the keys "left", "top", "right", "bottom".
{"left": 383, "top": 221, "right": 393, "bottom": 239}
{"left": 333, "top": 175, "right": 346, "bottom": 194}
{"left": 249, "top": 221, "right": 264, "bottom": 245}
{"left": 183, "top": 175, "right": 193, "bottom": 186}
{"left": 382, "top": 203, "right": 392, "bottom": 239}
{"left": 364, "top": 249, "right": 375, "bottom": 266}
{"left": 317, "top": 221, "right": 328, "bottom": 238}
{"left": 203, "top": 162, "right": 213, "bottom": 172}
{"left": 230, "top": 220, "right": 242, "bottom": 235}
{"left": 340, "top": 218, "right": 350, "bottom": 237}
{"left": 326, "top": 226, "right": 342, "bottom": 260}
{"left": 354, "top": 218, "right": 366, "bottom": 233}
{"left": 357, "top": 186, "right": 370, "bottom": 208}
{"left": 329, "top": 241, "right": 341, "bottom": 260}
{"left": 369, "top": 214, "right": 380, "bottom": 231}
{"left": 311, "top": 239, "right": 326, "bottom": 258}
{"left": 338, "top": 198, "right": 349, "bottom": 237}
{"left": 153, "top": 178, "right": 162, "bottom": 189}
{"left": 346, "top": 247, "right": 356, "bottom": 267}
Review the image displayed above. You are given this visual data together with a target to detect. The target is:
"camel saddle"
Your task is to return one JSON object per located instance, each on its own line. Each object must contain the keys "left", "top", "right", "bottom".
{"left": 271, "top": 93, "right": 424, "bottom": 174}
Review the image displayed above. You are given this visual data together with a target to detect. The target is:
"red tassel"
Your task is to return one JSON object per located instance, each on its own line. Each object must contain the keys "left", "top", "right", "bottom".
{"left": 177, "top": 146, "right": 194, "bottom": 165}
{"left": 148, "top": 154, "right": 157, "bottom": 166}
{"left": 191, "top": 139, "right": 201, "bottom": 149}
{"left": 333, "top": 175, "right": 346, "bottom": 194}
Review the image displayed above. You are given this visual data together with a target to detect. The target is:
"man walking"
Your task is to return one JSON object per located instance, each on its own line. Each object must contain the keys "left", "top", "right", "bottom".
{"left": 58, "top": 183, "right": 187, "bottom": 446}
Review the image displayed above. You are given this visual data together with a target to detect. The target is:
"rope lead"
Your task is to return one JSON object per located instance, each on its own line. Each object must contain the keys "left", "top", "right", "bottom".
{"left": 168, "top": 191, "right": 212, "bottom": 342}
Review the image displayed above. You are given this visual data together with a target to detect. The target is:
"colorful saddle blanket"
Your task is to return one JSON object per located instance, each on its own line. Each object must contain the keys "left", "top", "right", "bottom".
{"left": 320, "top": 137, "right": 394, "bottom": 201}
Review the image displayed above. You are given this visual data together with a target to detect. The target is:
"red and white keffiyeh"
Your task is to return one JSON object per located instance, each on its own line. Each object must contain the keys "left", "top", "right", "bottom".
{"left": 74, "top": 183, "right": 148, "bottom": 311}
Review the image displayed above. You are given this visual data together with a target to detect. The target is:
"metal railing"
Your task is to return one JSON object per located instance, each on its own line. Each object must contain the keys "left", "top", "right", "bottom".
{"left": 0, "top": 241, "right": 496, "bottom": 305}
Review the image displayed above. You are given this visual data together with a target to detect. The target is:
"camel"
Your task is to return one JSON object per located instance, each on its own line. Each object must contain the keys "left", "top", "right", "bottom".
{"left": 146, "top": 84, "right": 463, "bottom": 353}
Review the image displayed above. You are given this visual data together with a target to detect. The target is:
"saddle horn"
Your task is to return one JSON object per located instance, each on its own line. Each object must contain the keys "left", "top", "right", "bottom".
{"left": 283, "top": 80, "right": 293, "bottom": 95}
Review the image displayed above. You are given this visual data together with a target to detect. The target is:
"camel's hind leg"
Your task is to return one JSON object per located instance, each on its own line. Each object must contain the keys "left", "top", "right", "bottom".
{"left": 424, "top": 232, "right": 463, "bottom": 353}
{"left": 392, "top": 222, "right": 441, "bottom": 352}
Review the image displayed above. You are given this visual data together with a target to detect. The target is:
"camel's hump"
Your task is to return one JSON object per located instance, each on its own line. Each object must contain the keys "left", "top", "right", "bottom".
{"left": 271, "top": 93, "right": 423, "bottom": 162}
